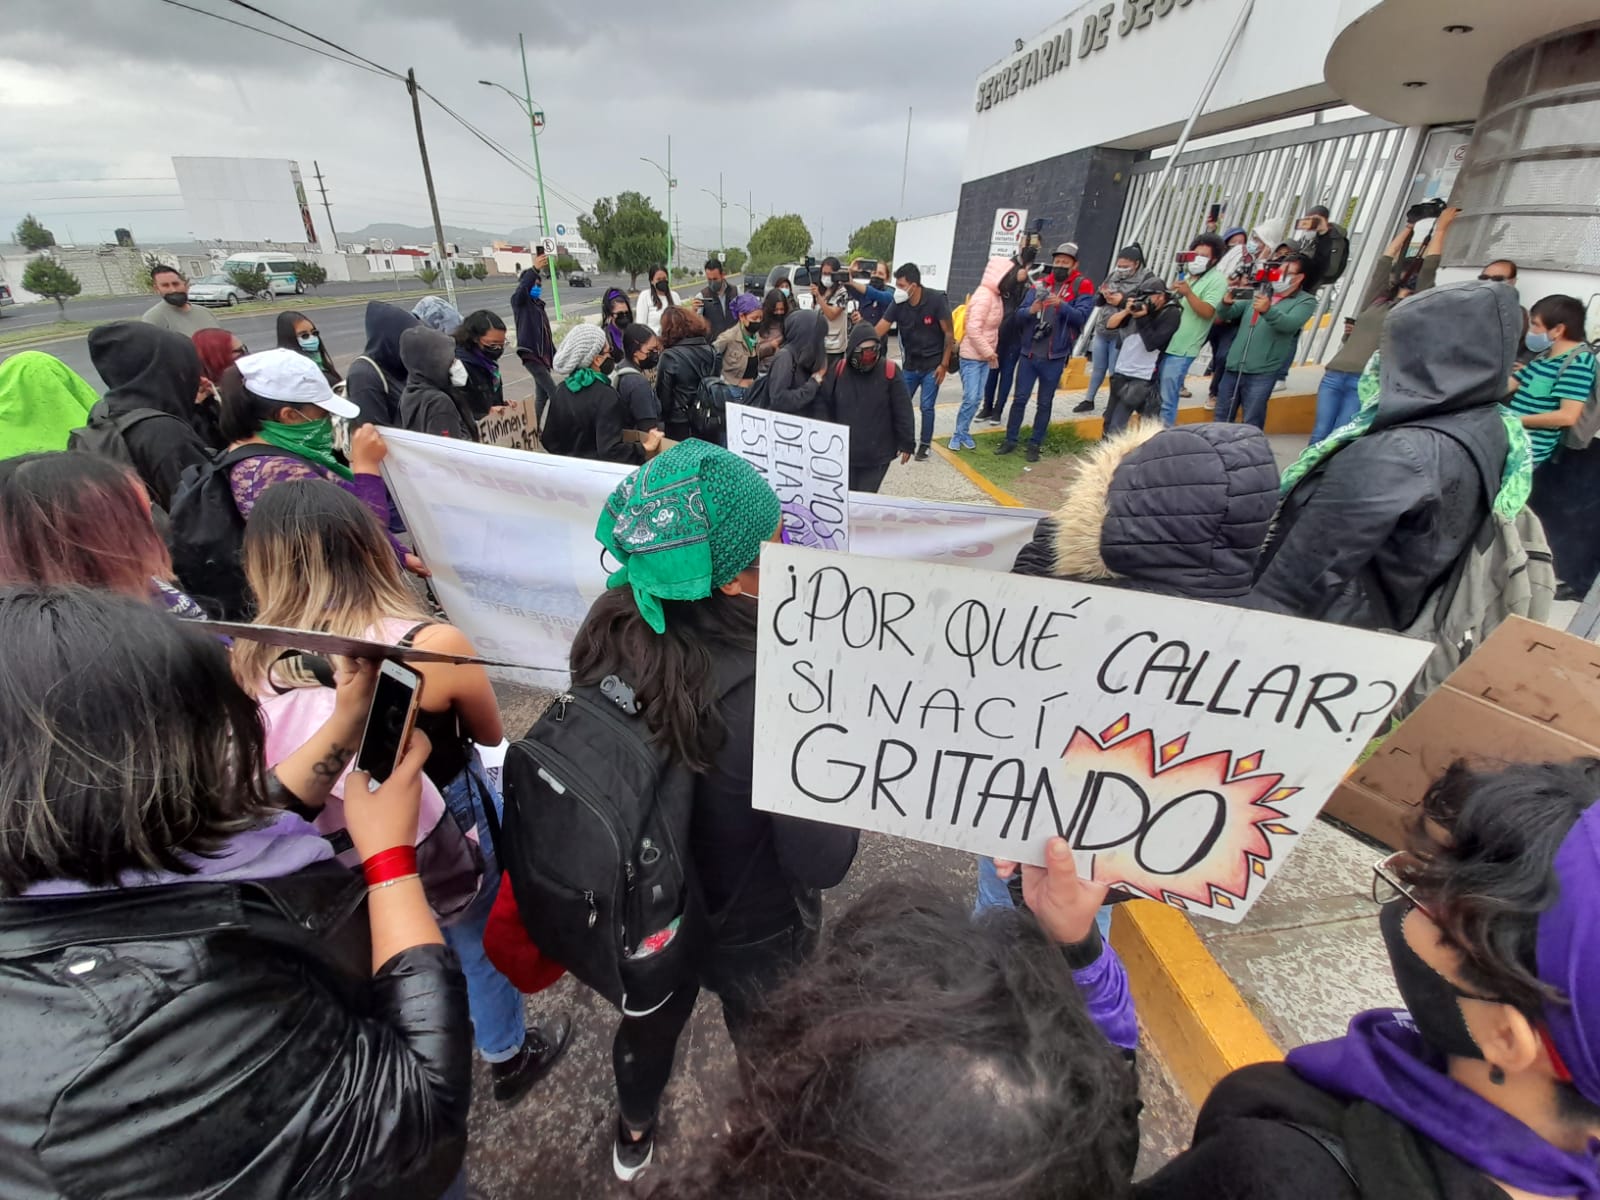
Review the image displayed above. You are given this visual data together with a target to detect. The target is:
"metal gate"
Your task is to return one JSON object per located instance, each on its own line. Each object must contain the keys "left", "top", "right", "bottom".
{"left": 1108, "top": 114, "right": 1409, "bottom": 365}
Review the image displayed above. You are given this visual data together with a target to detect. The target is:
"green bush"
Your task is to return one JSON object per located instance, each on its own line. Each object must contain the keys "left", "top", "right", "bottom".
{"left": 292, "top": 260, "right": 327, "bottom": 291}
{"left": 554, "top": 254, "right": 582, "bottom": 274}
{"left": 471, "top": 262, "right": 488, "bottom": 280}
{"left": 226, "top": 266, "right": 270, "bottom": 297}
{"left": 415, "top": 265, "right": 441, "bottom": 286}
{"left": 453, "top": 263, "right": 475, "bottom": 281}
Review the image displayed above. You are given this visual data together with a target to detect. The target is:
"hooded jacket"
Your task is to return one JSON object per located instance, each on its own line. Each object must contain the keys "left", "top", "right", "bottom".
{"left": 85, "top": 321, "right": 215, "bottom": 509}
{"left": 600, "top": 288, "right": 633, "bottom": 360}
{"left": 397, "top": 326, "right": 478, "bottom": 441}
{"left": 821, "top": 323, "right": 916, "bottom": 467}
{"left": 510, "top": 267, "right": 554, "bottom": 370}
{"left": 765, "top": 310, "right": 829, "bottom": 420}
{"left": 345, "top": 302, "right": 419, "bottom": 427}
{"left": 1012, "top": 422, "right": 1279, "bottom": 600}
{"left": 959, "top": 257, "right": 1012, "bottom": 363}
{"left": 1250, "top": 281, "right": 1517, "bottom": 630}
{"left": 541, "top": 375, "right": 644, "bottom": 466}
{"left": 1015, "top": 268, "right": 1097, "bottom": 362}
{"left": 0, "top": 351, "right": 98, "bottom": 459}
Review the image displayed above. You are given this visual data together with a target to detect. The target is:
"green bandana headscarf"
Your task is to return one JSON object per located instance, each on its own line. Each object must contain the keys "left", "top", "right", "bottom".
{"left": 564, "top": 367, "right": 608, "bottom": 393}
{"left": 258, "top": 417, "right": 353, "bottom": 480}
{"left": 1280, "top": 352, "right": 1533, "bottom": 520}
{"left": 597, "top": 440, "right": 782, "bottom": 634}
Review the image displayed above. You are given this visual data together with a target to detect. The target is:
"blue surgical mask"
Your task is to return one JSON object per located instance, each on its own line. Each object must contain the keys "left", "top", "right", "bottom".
{"left": 529, "top": 284, "right": 542, "bottom": 299}
{"left": 1526, "top": 330, "right": 1552, "bottom": 354}
{"left": 297, "top": 334, "right": 320, "bottom": 353}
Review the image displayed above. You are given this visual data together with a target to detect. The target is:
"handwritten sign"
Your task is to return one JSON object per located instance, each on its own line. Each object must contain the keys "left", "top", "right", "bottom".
{"left": 752, "top": 544, "right": 1432, "bottom": 923}
{"left": 727, "top": 402, "right": 850, "bottom": 551}
{"left": 477, "top": 400, "right": 541, "bottom": 454}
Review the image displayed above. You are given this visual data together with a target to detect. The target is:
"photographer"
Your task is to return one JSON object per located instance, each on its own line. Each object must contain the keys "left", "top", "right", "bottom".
{"left": 1314, "top": 205, "right": 1457, "bottom": 442}
{"left": 1160, "top": 233, "right": 1228, "bottom": 423}
{"left": 694, "top": 259, "right": 738, "bottom": 340}
{"left": 1076, "top": 245, "right": 1161, "bottom": 415}
{"left": 1102, "top": 280, "right": 1182, "bottom": 435}
{"left": 1291, "top": 204, "right": 1350, "bottom": 293}
{"left": 1213, "top": 250, "right": 1317, "bottom": 430}
{"left": 811, "top": 257, "right": 852, "bottom": 368}
{"left": 997, "top": 242, "right": 1095, "bottom": 461}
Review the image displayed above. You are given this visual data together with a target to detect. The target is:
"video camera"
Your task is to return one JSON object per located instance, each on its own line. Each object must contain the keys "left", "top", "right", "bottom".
{"left": 1406, "top": 197, "right": 1448, "bottom": 226}
{"left": 1227, "top": 262, "right": 1284, "bottom": 305}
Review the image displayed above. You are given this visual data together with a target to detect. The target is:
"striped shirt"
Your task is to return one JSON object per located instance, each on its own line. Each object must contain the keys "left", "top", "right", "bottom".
{"left": 1509, "top": 348, "right": 1597, "bottom": 462}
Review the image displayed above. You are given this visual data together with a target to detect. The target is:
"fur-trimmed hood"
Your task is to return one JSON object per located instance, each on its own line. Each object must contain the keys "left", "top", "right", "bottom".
{"left": 1013, "top": 422, "right": 1281, "bottom": 599}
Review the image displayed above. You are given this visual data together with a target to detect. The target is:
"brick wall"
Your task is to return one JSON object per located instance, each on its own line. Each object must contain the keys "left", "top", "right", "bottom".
{"left": 948, "top": 145, "right": 1145, "bottom": 301}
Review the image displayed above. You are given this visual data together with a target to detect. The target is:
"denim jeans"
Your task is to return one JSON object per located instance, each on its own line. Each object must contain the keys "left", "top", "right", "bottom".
{"left": 1159, "top": 353, "right": 1197, "bottom": 424}
{"left": 954, "top": 357, "right": 990, "bottom": 442}
{"left": 1006, "top": 355, "right": 1065, "bottom": 447}
{"left": 1085, "top": 331, "right": 1120, "bottom": 406}
{"left": 984, "top": 340, "right": 1020, "bottom": 412}
{"left": 1214, "top": 370, "right": 1277, "bottom": 429}
{"left": 974, "top": 856, "right": 1114, "bottom": 940}
{"left": 1311, "top": 368, "right": 1363, "bottom": 443}
{"left": 440, "top": 762, "right": 526, "bottom": 1062}
{"left": 902, "top": 366, "right": 942, "bottom": 447}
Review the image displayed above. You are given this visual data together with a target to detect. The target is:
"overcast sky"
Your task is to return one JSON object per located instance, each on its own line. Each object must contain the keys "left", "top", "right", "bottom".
{"left": 1, "top": 0, "right": 1014, "bottom": 256}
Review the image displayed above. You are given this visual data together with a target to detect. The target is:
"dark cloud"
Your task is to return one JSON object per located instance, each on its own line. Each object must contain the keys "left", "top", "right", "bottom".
{"left": 1, "top": 0, "right": 1007, "bottom": 253}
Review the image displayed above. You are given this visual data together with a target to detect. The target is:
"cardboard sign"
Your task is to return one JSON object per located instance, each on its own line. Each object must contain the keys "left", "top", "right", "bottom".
{"left": 1329, "top": 616, "right": 1600, "bottom": 848}
{"left": 752, "top": 545, "right": 1432, "bottom": 923}
{"left": 185, "top": 621, "right": 533, "bottom": 668}
{"left": 477, "top": 401, "right": 542, "bottom": 454}
{"left": 727, "top": 402, "right": 851, "bottom": 551}
{"left": 379, "top": 431, "right": 1046, "bottom": 683}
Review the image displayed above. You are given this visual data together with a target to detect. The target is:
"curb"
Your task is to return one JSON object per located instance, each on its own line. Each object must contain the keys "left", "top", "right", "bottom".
{"left": 938, "top": 455, "right": 1284, "bottom": 1103}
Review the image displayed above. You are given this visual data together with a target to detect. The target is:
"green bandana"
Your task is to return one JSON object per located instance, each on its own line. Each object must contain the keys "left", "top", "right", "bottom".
{"left": 1280, "top": 352, "right": 1533, "bottom": 520}
{"left": 596, "top": 440, "right": 782, "bottom": 634}
{"left": 564, "top": 367, "right": 608, "bottom": 393}
{"left": 258, "top": 417, "right": 353, "bottom": 480}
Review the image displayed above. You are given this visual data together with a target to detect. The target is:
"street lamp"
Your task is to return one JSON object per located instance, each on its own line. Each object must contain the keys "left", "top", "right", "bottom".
{"left": 478, "top": 31, "right": 562, "bottom": 320}
{"left": 701, "top": 172, "right": 726, "bottom": 262}
{"left": 731, "top": 193, "right": 757, "bottom": 253}
{"left": 640, "top": 136, "right": 675, "bottom": 269}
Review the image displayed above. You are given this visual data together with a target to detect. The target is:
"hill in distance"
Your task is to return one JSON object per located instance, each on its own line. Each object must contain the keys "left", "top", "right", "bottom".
{"left": 342, "top": 221, "right": 514, "bottom": 248}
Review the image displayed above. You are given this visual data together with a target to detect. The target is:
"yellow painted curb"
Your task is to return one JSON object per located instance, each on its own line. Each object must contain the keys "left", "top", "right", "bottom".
{"left": 1112, "top": 901, "right": 1282, "bottom": 1105}
{"left": 930, "top": 441, "right": 1027, "bottom": 508}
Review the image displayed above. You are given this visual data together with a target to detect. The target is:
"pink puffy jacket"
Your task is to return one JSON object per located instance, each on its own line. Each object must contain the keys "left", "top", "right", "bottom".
{"left": 958, "top": 256, "right": 1016, "bottom": 363}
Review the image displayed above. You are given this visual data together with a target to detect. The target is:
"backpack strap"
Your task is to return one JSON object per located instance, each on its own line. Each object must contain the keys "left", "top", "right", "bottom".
{"left": 353, "top": 355, "right": 389, "bottom": 396}
{"left": 1277, "top": 1121, "right": 1358, "bottom": 1186}
{"left": 397, "top": 621, "right": 434, "bottom": 649}
{"left": 885, "top": 360, "right": 897, "bottom": 380}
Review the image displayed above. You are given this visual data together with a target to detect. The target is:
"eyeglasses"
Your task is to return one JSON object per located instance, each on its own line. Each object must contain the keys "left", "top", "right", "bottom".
{"left": 1478, "top": 273, "right": 1512, "bottom": 283}
{"left": 1372, "top": 851, "right": 1429, "bottom": 912}
{"left": 234, "top": 344, "right": 248, "bottom": 357}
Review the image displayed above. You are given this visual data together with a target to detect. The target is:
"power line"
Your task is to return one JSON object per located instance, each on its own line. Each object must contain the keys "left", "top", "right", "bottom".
{"left": 0, "top": 177, "right": 176, "bottom": 186}
{"left": 156, "top": 0, "right": 393, "bottom": 77}
{"left": 16, "top": 194, "right": 181, "bottom": 201}
{"left": 221, "top": 0, "right": 402, "bottom": 78}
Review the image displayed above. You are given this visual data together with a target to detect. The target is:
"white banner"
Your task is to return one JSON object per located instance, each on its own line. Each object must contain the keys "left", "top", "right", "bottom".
{"left": 726, "top": 402, "right": 850, "bottom": 551}
{"left": 752, "top": 544, "right": 1432, "bottom": 924}
{"left": 380, "top": 431, "right": 1046, "bottom": 682}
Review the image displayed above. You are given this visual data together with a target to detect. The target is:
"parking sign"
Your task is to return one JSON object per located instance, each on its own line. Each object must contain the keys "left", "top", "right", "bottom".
{"left": 989, "top": 208, "right": 1028, "bottom": 258}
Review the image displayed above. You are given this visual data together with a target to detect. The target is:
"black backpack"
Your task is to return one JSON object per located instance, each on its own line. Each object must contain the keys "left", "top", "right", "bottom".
{"left": 689, "top": 346, "right": 731, "bottom": 442}
{"left": 68, "top": 401, "right": 168, "bottom": 469}
{"left": 502, "top": 676, "right": 704, "bottom": 1015}
{"left": 1316, "top": 223, "right": 1352, "bottom": 288}
{"left": 167, "top": 445, "right": 298, "bottom": 619}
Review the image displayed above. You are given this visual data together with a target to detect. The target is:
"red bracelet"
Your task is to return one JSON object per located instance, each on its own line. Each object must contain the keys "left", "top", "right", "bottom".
{"left": 362, "top": 846, "right": 418, "bottom": 888}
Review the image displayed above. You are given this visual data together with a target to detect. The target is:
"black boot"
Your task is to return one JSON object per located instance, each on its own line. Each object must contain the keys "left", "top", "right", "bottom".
{"left": 491, "top": 1014, "right": 574, "bottom": 1106}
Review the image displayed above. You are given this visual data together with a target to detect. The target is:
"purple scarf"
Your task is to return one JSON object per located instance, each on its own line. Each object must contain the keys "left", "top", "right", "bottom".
{"left": 1289, "top": 1009, "right": 1600, "bottom": 1199}
{"left": 22, "top": 811, "right": 334, "bottom": 896}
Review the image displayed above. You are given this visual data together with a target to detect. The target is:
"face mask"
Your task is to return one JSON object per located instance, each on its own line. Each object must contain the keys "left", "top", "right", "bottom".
{"left": 297, "top": 334, "right": 320, "bottom": 353}
{"left": 1188, "top": 255, "right": 1211, "bottom": 275}
{"left": 529, "top": 285, "right": 542, "bottom": 299}
{"left": 848, "top": 343, "right": 881, "bottom": 373}
{"left": 613, "top": 313, "right": 631, "bottom": 330}
{"left": 1110, "top": 267, "right": 1133, "bottom": 281}
{"left": 893, "top": 288, "right": 910, "bottom": 304}
{"left": 708, "top": 278, "right": 723, "bottom": 292}
{"left": 1272, "top": 276, "right": 1298, "bottom": 295}
{"left": 1526, "top": 330, "right": 1553, "bottom": 355}
{"left": 639, "top": 350, "right": 661, "bottom": 370}
{"left": 481, "top": 344, "right": 504, "bottom": 360}
{"left": 654, "top": 279, "right": 670, "bottom": 293}
{"left": 449, "top": 360, "right": 469, "bottom": 387}
{"left": 779, "top": 286, "right": 792, "bottom": 298}
{"left": 162, "top": 291, "right": 188, "bottom": 307}
{"left": 820, "top": 274, "right": 834, "bottom": 287}
{"left": 1248, "top": 239, "right": 1267, "bottom": 258}
{"left": 1379, "top": 901, "right": 1488, "bottom": 1061}
{"left": 744, "top": 321, "right": 761, "bottom": 338}
{"left": 596, "top": 355, "right": 615, "bottom": 375}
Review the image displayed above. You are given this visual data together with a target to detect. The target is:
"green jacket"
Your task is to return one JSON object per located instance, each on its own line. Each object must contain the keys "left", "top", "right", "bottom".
{"left": 1220, "top": 290, "right": 1318, "bottom": 375}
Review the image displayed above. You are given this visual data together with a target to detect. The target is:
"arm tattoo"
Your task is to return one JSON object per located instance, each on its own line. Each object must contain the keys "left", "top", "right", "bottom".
{"left": 311, "top": 741, "right": 357, "bottom": 781}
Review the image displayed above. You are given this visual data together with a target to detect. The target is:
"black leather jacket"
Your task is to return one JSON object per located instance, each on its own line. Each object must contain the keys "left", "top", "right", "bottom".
{"left": 654, "top": 337, "right": 716, "bottom": 430}
{"left": 0, "top": 862, "right": 471, "bottom": 1199}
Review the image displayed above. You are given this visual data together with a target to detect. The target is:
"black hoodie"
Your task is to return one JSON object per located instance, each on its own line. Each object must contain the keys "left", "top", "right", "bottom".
{"left": 1250, "top": 280, "right": 1516, "bottom": 630}
{"left": 397, "top": 326, "right": 477, "bottom": 441}
{"left": 85, "top": 321, "right": 214, "bottom": 509}
{"left": 345, "top": 302, "right": 419, "bottom": 427}
{"left": 820, "top": 323, "right": 915, "bottom": 467}
{"left": 765, "top": 310, "right": 829, "bottom": 421}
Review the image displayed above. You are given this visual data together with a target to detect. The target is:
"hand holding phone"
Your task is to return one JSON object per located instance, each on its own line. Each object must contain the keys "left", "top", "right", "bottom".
{"left": 346, "top": 729, "right": 432, "bottom": 862}
{"left": 354, "top": 660, "right": 424, "bottom": 786}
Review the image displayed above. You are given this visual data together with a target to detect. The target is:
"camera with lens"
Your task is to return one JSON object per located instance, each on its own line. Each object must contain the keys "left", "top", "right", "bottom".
{"left": 1228, "top": 263, "right": 1283, "bottom": 304}
{"left": 1405, "top": 197, "right": 1448, "bottom": 226}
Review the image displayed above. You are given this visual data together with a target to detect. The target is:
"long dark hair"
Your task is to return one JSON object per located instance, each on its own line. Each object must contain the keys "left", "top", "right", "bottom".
{"left": 275, "top": 309, "right": 340, "bottom": 385}
{"left": 646, "top": 263, "right": 670, "bottom": 309}
{"left": 453, "top": 308, "right": 507, "bottom": 349}
{"left": 654, "top": 881, "right": 1141, "bottom": 1199}
{"left": 569, "top": 586, "right": 757, "bottom": 772}
{"left": 761, "top": 288, "right": 789, "bottom": 333}
{"left": 0, "top": 586, "right": 272, "bottom": 895}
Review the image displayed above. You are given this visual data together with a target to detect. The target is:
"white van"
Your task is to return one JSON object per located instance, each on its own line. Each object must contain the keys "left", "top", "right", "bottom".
{"left": 222, "top": 253, "right": 303, "bottom": 296}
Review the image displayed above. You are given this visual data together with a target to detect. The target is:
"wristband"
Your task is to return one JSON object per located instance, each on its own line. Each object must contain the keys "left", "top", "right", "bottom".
{"left": 362, "top": 845, "right": 418, "bottom": 888}
{"left": 367, "top": 873, "right": 420, "bottom": 894}
{"left": 1059, "top": 922, "right": 1105, "bottom": 971}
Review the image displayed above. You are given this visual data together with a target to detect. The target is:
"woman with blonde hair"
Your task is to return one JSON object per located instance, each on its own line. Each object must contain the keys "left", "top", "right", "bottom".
{"left": 235, "top": 478, "right": 572, "bottom": 1106}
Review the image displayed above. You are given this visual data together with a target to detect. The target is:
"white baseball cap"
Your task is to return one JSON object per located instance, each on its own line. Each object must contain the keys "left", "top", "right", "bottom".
{"left": 236, "top": 348, "right": 360, "bottom": 419}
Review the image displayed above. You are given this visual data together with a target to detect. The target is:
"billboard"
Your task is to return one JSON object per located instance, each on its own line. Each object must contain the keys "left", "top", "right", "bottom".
{"left": 172, "top": 156, "right": 321, "bottom": 247}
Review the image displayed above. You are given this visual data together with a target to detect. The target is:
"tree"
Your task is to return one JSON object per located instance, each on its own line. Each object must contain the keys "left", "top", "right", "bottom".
{"left": 846, "top": 218, "right": 897, "bottom": 264}
{"left": 226, "top": 266, "right": 269, "bottom": 297}
{"left": 453, "top": 262, "right": 475, "bottom": 281}
{"left": 14, "top": 214, "right": 56, "bottom": 252}
{"left": 579, "top": 191, "right": 668, "bottom": 289}
{"left": 293, "top": 260, "right": 327, "bottom": 291}
{"left": 415, "top": 265, "right": 441, "bottom": 285}
{"left": 721, "top": 246, "right": 748, "bottom": 275}
{"left": 554, "top": 254, "right": 581, "bottom": 274}
{"left": 471, "top": 262, "right": 488, "bottom": 280}
{"left": 748, "top": 215, "right": 812, "bottom": 273}
{"left": 21, "top": 257, "right": 80, "bottom": 317}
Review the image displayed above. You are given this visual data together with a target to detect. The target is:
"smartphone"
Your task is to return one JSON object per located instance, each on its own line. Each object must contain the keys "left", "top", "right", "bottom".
{"left": 355, "top": 660, "right": 424, "bottom": 785}
{"left": 1207, "top": 203, "right": 1223, "bottom": 224}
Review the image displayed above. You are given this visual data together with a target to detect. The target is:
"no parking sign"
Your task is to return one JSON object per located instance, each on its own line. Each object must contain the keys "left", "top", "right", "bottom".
{"left": 988, "top": 207, "right": 1028, "bottom": 258}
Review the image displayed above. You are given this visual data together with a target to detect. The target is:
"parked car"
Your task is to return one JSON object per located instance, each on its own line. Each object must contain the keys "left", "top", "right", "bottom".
{"left": 567, "top": 269, "right": 592, "bottom": 288}
{"left": 752, "top": 263, "right": 817, "bottom": 309}
{"left": 0, "top": 282, "right": 13, "bottom": 311}
{"left": 187, "top": 274, "right": 251, "bottom": 307}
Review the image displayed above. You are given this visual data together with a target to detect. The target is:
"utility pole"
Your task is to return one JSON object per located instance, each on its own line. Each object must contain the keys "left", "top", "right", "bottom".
{"left": 701, "top": 173, "right": 726, "bottom": 260}
{"left": 406, "top": 67, "right": 457, "bottom": 308}
{"left": 673, "top": 215, "right": 683, "bottom": 272}
{"left": 312, "top": 160, "right": 340, "bottom": 253}
{"left": 518, "top": 33, "right": 561, "bottom": 320}
{"left": 900, "top": 106, "right": 913, "bottom": 216}
{"left": 666, "top": 136, "right": 674, "bottom": 269}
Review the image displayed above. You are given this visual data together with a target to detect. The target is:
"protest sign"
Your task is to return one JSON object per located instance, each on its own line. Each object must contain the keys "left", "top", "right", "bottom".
{"left": 726, "top": 402, "right": 850, "bottom": 550}
{"left": 182, "top": 620, "right": 528, "bottom": 668}
{"left": 752, "top": 544, "right": 1432, "bottom": 923}
{"left": 477, "top": 400, "right": 541, "bottom": 453}
{"left": 380, "top": 431, "right": 1045, "bottom": 682}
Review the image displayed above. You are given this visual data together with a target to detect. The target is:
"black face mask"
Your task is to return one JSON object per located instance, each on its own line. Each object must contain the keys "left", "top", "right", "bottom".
{"left": 654, "top": 279, "right": 670, "bottom": 293}
{"left": 638, "top": 350, "right": 661, "bottom": 370}
{"left": 1380, "top": 901, "right": 1490, "bottom": 1061}
{"left": 612, "top": 313, "right": 631, "bottom": 330}
{"left": 162, "top": 291, "right": 188, "bottom": 307}
{"left": 480, "top": 344, "right": 504, "bottom": 360}
{"left": 596, "top": 355, "right": 615, "bottom": 375}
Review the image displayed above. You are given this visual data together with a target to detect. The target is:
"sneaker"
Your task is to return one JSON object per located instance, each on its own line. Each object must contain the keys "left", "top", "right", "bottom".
{"left": 1204, "top": 396, "right": 1216, "bottom": 411}
{"left": 1026, "top": 444, "right": 1041, "bottom": 463}
{"left": 984, "top": 413, "right": 1003, "bottom": 425}
{"left": 947, "top": 436, "right": 965, "bottom": 452}
{"left": 1072, "top": 399, "right": 1094, "bottom": 414}
{"left": 1180, "top": 386, "right": 1192, "bottom": 398}
{"left": 914, "top": 444, "right": 930, "bottom": 462}
{"left": 996, "top": 441, "right": 1018, "bottom": 456}
{"left": 962, "top": 435, "right": 978, "bottom": 451}
{"left": 613, "top": 1118, "right": 657, "bottom": 1183}
{"left": 976, "top": 407, "right": 994, "bottom": 422}
{"left": 491, "top": 1014, "right": 574, "bottom": 1106}
{"left": 1274, "top": 380, "right": 1288, "bottom": 392}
